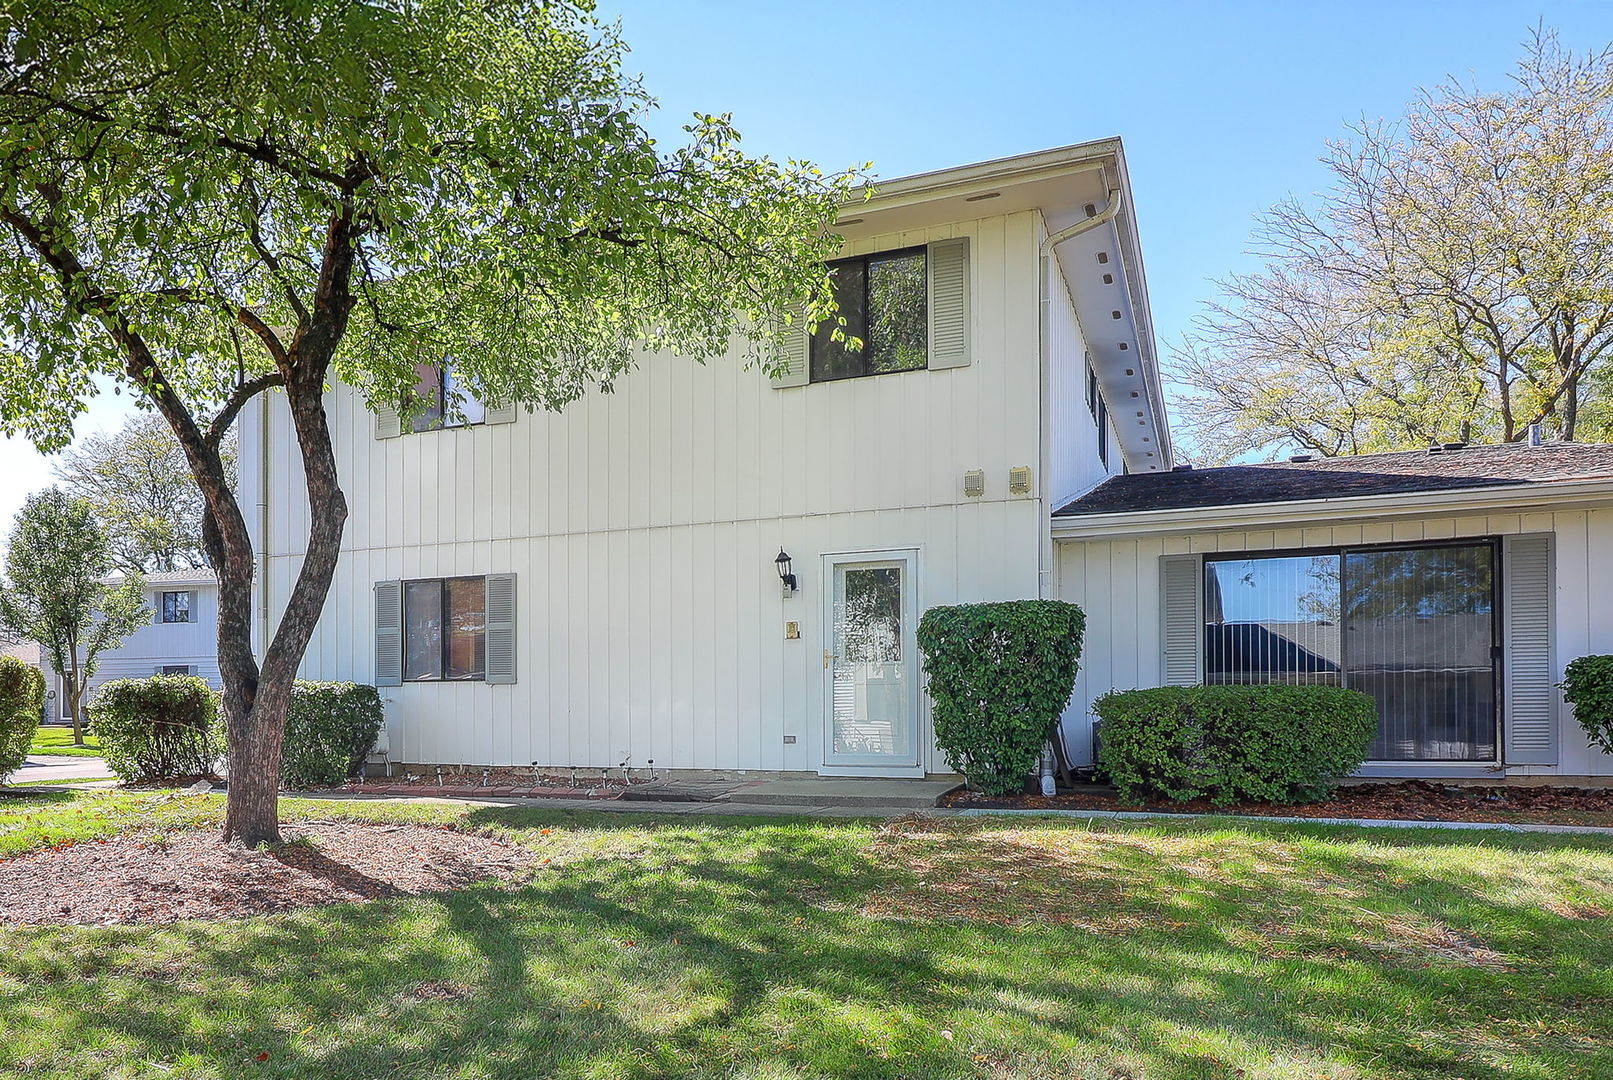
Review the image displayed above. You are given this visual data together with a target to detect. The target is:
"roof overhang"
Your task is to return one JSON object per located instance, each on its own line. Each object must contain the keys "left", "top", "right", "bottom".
{"left": 1050, "top": 476, "right": 1613, "bottom": 541}
{"left": 838, "top": 139, "right": 1171, "bottom": 471}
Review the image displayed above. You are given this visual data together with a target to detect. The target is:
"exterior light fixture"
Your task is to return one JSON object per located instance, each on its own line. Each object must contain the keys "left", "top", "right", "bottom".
{"left": 775, "top": 550, "right": 798, "bottom": 597}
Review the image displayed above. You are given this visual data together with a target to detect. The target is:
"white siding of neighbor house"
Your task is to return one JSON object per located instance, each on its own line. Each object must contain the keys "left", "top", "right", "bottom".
{"left": 41, "top": 583, "right": 223, "bottom": 718}
{"left": 1054, "top": 507, "right": 1613, "bottom": 778}
{"left": 243, "top": 209, "right": 1109, "bottom": 774}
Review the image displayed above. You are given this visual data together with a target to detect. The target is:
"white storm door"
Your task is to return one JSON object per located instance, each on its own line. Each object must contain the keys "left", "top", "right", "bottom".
{"left": 822, "top": 552, "right": 919, "bottom": 768}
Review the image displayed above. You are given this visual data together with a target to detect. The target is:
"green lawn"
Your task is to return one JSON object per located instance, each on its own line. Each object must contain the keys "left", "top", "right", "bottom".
{"left": 26, "top": 725, "right": 103, "bottom": 757}
{"left": 3, "top": 792, "right": 1612, "bottom": 1079}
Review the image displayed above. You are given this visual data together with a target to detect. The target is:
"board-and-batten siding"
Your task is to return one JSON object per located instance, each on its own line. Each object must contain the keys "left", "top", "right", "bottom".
{"left": 1054, "top": 509, "right": 1613, "bottom": 777}
{"left": 244, "top": 211, "right": 1075, "bottom": 774}
{"left": 47, "top": 585, "right": 224, "bottom": 700}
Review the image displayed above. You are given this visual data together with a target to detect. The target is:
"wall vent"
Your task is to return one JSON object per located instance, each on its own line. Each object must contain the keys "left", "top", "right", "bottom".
{"left": 1008, "top": 466, "right": 1033, "bottom": 495}
{"left": 963, "top": 469, "right": 985, "bottom": 498}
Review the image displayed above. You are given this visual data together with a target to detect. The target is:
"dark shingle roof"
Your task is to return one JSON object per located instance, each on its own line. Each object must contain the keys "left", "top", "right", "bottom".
{"left": 1055, "top": 443, "right": 1613, "bottom": 517}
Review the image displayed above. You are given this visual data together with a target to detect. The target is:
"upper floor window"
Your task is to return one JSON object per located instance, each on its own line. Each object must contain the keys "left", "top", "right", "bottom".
{"left": 410, "top": 359, "right": 486, "bottom": 432}
{"left": 160, "top": 591, "right": 193, "bottom": 624}
{"left": 403, "top": 576, "right": 487, "bottom": 681}
{"left": 810, "top": 248, "right": 928, "bottom": 382}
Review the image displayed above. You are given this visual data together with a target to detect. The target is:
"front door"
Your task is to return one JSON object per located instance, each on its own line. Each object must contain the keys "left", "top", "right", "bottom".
{"left": 822, "top": 552, "right": 920, "bottom": 770}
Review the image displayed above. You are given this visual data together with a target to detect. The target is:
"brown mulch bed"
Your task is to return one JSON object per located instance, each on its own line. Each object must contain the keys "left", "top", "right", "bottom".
{"left": 940, "top": 779, "right": 1613, "bottom": 826}
{"left": 0, "top": 823, "right": 535, "bottom": 927}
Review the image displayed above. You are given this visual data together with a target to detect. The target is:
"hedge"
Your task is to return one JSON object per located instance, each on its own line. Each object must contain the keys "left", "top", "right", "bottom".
{"left": 281, "top": 681, "right": 385, "bottom": 788}
{"left": 0, "top": 655, "right": 44, "bottom": 784}
{"left": 89, "top": 674, "right": 220, "bottom": 783}
{"left": 917, "top": 600, "right": 1085, "bottom": 795}
{"left": 1093, "top": 684, "right": 1377, "bottom": 806}
{"left": 1562, "top": 655, "right": 1613, "bottom": 756}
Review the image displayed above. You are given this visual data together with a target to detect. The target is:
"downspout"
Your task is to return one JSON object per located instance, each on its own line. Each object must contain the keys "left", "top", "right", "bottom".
{"left": 256, "top": 392, "right": 271, "bottom": 661}
{"left": 1036, "top": 187, "right": 1121, "bottom": 789}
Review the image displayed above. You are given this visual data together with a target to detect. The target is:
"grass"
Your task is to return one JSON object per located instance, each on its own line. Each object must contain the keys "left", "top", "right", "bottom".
{"left": 27, "top": 725, "right": 103, "bottom": 758}
{"left": 3, "top": 775, "right": 116, "bottom": 788}
{"left": 3, "top": 793, "right": 1613, "bottom": 1079}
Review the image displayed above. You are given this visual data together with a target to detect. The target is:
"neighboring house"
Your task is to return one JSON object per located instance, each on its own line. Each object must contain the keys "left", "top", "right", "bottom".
{"left": 35, "top": 569, "right": 222, "bottom": 721}
{"left": 242, "top": 136, "right": 1613, "bottom": 782}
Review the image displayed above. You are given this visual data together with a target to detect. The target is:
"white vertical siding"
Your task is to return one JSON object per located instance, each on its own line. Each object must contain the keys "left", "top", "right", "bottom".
{"left": 252, "top": 213, "right": 1048, "bottom": 773}
{"left": 1055, "top": 509, "right": 1613, "bottom": 777}
{"left": 1045, "top": 247, "right": 1115, "bottom": 508}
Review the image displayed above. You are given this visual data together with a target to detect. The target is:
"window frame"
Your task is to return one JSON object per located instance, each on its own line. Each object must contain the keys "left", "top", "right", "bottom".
{"left": 401, "top": 574, "right": 489, "bottom": 683}
{"left": 408, "top": 359, "right": 487, "bottom": 433}
{"left": 159, "top": 590, "right": 193, "bottom": 624}
{"left": 1202, "top": 537, "right": 1504, "bottom": 762}
{"left": 809, "top": 246, "right": 930, "bottom": 383}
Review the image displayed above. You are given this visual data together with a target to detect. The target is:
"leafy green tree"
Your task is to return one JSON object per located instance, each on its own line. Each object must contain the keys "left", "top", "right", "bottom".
{"left": 55, "top": 412, "right": 236, "bottom": 574}
{"left": 0, "top": 489, "right": 148, "bottom": 745}
{"left": 1178, "top": 29, "right": 1613, "bottom": 461}
{"left": 0, "top": 0, "right": 855, "bottom": 843}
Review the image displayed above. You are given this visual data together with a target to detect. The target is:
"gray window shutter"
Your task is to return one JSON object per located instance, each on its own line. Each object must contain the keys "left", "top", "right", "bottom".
{"left": 188, "top": 591, "right": 198, "bottom": 623}
{"left": 927, "top": 237, "right": 971, "bottom": 369}
{"left": 484, "top": 573, "right": 517, "bottom": 684}
{"left": 1159, "top": 554, "right": 1203, "bottom": 686}
{"left": 374, "top": 580, "right": 403, "bottom": 687}
{"left": 484, "top": 401, "right": 518, "bottom": 425}
{"left": 770, "top": 306, "right": 810, "bottom": 388}
{"left": 1504, "top": 534, "right": 1556, "bottom": 765}
{"left": 374, "top": 400, "right": 403, "bottom": 439}
{"left": 153, "top": 593, "right": 162, "bottom": 625}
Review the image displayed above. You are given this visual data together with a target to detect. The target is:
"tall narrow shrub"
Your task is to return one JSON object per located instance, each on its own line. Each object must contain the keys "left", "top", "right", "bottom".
{"left": 0, "top": 655, "right": 45, "bottom": 784}
{"left": 918, "top": 600, "right": 1085, "bottom": 795}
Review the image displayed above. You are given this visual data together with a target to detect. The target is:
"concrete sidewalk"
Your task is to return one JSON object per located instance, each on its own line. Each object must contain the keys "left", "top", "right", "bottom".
{"left": 11, "top": 755, "right": 114, "bottom": 784}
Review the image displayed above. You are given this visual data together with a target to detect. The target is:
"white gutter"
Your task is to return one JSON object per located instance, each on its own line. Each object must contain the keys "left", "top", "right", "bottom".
{"left": 1037, "top": 190, "right": 1123, "bottom": 597}
{"left": 1049, "top": 474, "right": 1613, "bottom": 540}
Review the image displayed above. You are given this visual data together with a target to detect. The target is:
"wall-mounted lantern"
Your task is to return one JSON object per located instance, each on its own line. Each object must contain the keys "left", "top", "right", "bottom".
{"left": 775, "top": 549, "right": 798, "bottom": 597}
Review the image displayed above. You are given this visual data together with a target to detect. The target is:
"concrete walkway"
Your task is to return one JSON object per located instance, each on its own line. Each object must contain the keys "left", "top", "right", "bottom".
{"left": 11, "top": 755, "right": 114, "bottom": 784}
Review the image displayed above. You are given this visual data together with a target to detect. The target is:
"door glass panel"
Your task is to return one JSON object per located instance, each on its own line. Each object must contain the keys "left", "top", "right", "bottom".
{"left": 1344, "top": 545, "right": 1496, "bottom": 761}
{"left": 1204, "top": 555, "right": 1342, "bottom": 685}
{"left": 830, "top": 564, "right": 911, "bottom": 759}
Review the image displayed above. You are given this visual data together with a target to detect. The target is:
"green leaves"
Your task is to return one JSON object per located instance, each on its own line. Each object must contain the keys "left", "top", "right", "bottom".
{"left": 0, "top": 656, "right": 45, "bottom": 784}
{"left": 88, "top": 674, "right": 221, "bottom": 783}
{"left": 279, "top": 681, "right": 384, "bottom": 789}
{"left": 1093, "top": 686, "right": 1378, "bottom": 806}
{"left": 917, "top": 601, "right": 1086, "bottom": 796}
{"left": 1562, "top": 655, "right": 1613, "bottom": 756}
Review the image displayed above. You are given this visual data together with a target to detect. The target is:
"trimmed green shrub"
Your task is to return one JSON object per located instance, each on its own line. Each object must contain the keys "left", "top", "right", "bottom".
{"left": 1562, "top": 655, "right": 1613, "bottom": 756}
{"left": 0, "top": 655, "right": 45, "bottom": 784}
{"left": 918, "top": 600, "right": 1085, "bottom": 795}
{"left": 281, "top": 681, "right": 385, "bottom": 789}
{"left": 89, "top": 674, "right": 220, "bottom": 783}
{"left": 1093, "top": 685, "right": 1377, "bottom": 806}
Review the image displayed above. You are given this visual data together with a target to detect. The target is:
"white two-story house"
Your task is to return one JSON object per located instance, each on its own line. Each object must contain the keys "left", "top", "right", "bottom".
{"left": 244, "top": 137, "right": 1613, "bottom": 782}
{"left": 242, "top": 139, "right": 1163, "bottom": 778}
{"left": 38, "top": 569, "right": 224, "bottom": 721}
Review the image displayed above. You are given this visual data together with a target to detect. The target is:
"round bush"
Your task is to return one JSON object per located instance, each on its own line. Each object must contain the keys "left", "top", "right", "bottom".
{"left": 0, "top": 655, "right": 45, "bottom": 784}
{"left": 89, "top": 674, "right": 220, "bottom": 783}
{"left": 1562, "top": 655, "right": 1613, "bottom": 756}
{"left": 918, "top": 600, "right": 1086, "bottom": 795}
{"left": 1093, "top": 685, "right": 1378, "bottom": 806}
{"left": 281, "top": 681, "right": 385, "bottom": 789}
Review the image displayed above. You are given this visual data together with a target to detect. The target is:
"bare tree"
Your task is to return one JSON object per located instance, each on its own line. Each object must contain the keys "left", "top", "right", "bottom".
{"left": 1178, "top": 28, "right": 1613, "bottom": 460}
{"left": 55, "top": 413, "right": 235, "bottom": 574}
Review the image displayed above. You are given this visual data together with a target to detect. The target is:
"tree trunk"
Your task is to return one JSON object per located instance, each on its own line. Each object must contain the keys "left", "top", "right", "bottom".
{"left": 67, "top": 655, "right": 83, "bottom": 745}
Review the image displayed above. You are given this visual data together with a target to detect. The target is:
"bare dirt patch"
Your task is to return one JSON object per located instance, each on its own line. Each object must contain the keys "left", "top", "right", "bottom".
{"left": 942, "top": 779, "right": 1613, "bottom": 827}
{"left": 0, "top": 823, "right": 534, "bottom": 926}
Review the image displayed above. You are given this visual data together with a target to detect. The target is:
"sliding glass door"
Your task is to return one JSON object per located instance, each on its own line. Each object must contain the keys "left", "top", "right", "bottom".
{"left": 1205, "top": 541, "right": 1498, "bottom": 762}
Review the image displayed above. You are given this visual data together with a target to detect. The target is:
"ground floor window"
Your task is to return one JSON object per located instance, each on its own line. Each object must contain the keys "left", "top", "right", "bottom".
{"left": 1204, "top": 541, "right": 1497, "bottom": 761}
{"left": 403, "top": 576, "right": 487, "bottom": 681}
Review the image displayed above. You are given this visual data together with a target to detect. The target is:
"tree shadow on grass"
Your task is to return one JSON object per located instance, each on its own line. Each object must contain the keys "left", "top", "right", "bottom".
{"left": 4, "top": 813, "right": 1612, "bottom": 1079}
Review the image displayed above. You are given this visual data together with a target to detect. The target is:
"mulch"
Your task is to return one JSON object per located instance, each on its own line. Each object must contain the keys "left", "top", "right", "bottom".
{"left": 0, "top": 823, "right": 535, "bottom": 927}
{"left": 940, "top": 779, "right": 1613, "bottom": 826}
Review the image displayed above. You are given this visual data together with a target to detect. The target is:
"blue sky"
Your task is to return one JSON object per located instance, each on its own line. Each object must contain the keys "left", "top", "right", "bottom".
{"left": 1, "top": 0, "right": 1610, "bottom": 525}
